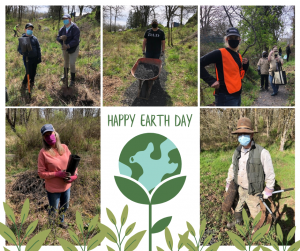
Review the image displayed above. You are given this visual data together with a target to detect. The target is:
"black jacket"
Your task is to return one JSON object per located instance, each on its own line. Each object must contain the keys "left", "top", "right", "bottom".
{"left": 57, "top": 22, "right": 80, "bottom": 52}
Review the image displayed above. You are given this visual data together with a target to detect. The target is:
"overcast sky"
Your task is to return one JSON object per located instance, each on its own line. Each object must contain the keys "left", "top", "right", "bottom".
{"left": 36, "top": 5, "right": 91, "bottom": 16}
{"left": 103, "top": 5, "right": 196, "bottom": 26}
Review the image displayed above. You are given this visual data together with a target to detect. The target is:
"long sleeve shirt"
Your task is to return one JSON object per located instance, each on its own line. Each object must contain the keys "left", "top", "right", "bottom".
{"left": 200, "top": 48, "right": 249, "bottom": 95}
{"left": 38, "top": 144, "right": 77, "bottom": 193}
{"left": 226, "top": 147, "right": 275, "bottom": 190}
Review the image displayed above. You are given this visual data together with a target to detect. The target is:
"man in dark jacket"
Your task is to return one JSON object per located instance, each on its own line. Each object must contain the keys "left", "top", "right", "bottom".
{"left": 57, "top": 14, "right": 80, "bottom": 86}
{"left": 286, "top": 44, "right": 291, "bottom": 62}
{"left": 18, "top": 23, "right": 41, "bottom": 89}
{"left": 142, "top": 19, "right": 165, "bottom": 59}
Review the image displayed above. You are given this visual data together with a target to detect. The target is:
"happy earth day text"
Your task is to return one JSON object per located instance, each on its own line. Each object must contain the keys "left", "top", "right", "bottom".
{"left": 108, "top": 114, "right": 193, "bottom": 127}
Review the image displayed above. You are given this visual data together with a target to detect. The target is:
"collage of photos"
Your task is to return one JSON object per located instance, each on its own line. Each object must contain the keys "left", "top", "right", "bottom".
{"left": 2, "top": 4, "right": 297, "bottom": 251}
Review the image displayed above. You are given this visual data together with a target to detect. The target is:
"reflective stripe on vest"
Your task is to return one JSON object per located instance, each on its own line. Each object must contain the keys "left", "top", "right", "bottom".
{"left": 215, "top": 48, "right": 245, "bottom": 94}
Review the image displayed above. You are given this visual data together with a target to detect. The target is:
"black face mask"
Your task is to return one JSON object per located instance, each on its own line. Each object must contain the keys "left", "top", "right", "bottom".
{"left": 152, "top": 23, "right": 158, "bottom": 28}
{"left": 228, "top": 39, "right": 239, "bottom": 49}
{"left": 263, "top": 54, "right": 267, "bottom": 58}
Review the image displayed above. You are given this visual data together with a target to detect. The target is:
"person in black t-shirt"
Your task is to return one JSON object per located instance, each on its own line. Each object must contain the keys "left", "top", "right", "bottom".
{"left": 142, "top": 19, "right": 165, "bottom": 59}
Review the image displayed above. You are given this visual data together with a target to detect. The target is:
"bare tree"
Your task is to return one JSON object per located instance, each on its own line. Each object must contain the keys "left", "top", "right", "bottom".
{"left": 112, "top": 6, "right": 124, "bottom": 32}
{"left": 165, "top": 6, "right": 179, "bottom": 46}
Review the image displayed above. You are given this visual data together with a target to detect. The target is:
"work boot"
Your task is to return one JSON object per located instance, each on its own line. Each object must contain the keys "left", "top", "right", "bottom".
{"left": 61, "top": 68, "right": 69, "bottom": 81}
{"left": 58, "top": 222, "right": 68, "bottom": 229}
{"left": 227, "top": 212, "right": 243, "bottom": 229}
{"left": 70, "top": 72, "right": 75, "bottom": 87}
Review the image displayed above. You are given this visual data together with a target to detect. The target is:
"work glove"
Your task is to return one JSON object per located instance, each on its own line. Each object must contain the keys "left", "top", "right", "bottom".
{"left": 225, "top": 183, "right": 230, "bottom": 192}
{"left": 142, "top": 51, "right": 146, "bottom": 57}
{"left": 160, "top": 51, "right": 164, "bottom": 57}
{"left": 262, "top": 187, "right": 273, "bottom": 199}
{"left": 55, "top": 171, "right": 71, "bottom": 178}
{"left": 60, "top": 35, "right": 67, "bottom": 41}
{"left": 64, "top": 174, "right": 78, "bottom": 183}
{"left": 62, "top": 44, "right": 70, "bottom": 50}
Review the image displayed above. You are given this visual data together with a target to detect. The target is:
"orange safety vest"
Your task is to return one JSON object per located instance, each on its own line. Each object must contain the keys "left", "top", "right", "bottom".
{"left": 214, "top": 48, "right": 245, "bottom": 95}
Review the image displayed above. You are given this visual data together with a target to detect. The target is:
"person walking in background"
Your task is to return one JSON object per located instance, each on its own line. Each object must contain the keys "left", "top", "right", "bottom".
{"left": 38, "top": 124, "right": 78, "bottom": 229}
{"left": 278, "top": 47, "right": 282, "bottom": 56}
{"left": 17, "top": 23, "right": 41, "bottom": 90}
{"left": 13, "top": 24, "right": 20, "bottom": 37}
{"left": 268, "top": 46, "right": 283, "bottom": 96}
{"left": 226, "top": 117, "right": 275, "bottom": 229}
{"left": 142, "top": 19, "right": 165, "bottom": 59}
{"left": 257, "top": 51, "right": 270, "bottom": 91}
{"left": 57, "top": 14, "right": 80, "bottom": 87}
{"left": 286, "top": 44, "right": 291, "bottom": 62}
{"left": 200, "top": 27, "right": 249, "bottom": 106}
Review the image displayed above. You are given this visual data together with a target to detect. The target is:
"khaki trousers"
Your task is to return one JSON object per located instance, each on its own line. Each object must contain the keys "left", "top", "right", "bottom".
{"left": 63, "top": 45, "right": 79, "bottom": 73}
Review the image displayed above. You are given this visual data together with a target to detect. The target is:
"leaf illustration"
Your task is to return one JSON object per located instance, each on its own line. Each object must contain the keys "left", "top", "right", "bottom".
{"left": 253, "top": 246, "right": 262, "bottom": 251}
{"left": 76, "top": 211, "right": 84, "bottom": 234}
{"left": 3, "top": 202, "right": 16, "bottom": 224}
{"left": 87, "top": 232, "right": 106, "bottom": 251}
{"left": 178, "top": 231, "right": 189, "bottom": 250}
{"left": 165, "top": 227, "right": 173, "bottom": 250}
{"left": 242, "top": 209, "right": 249, "bottom": 229}
{"left": 0, "top": 222, "right": 17, "bottom": 245}
{"left": 20, "top": 198, "right": 30, "bottom": 224}
{"left": 186, "top": 222, "right": 195, "bottom": 237}
{"left": 203, "top": 234, "right": 213, "bottom": 246}
{"left": 156, "top": 247, "right": 164, "bottom": 251}
{"left": 252, "top": 224, "right": 270, "bottom": 244}
{"left": 68, "top": 229, "right": 80, "bottom": 245}
{"left": 107, "top": 246, "right": 115, "bottom": 251}
{"left": 121, "top": 205, "right": 128, "bottom": 226}
{"left": 287, "top": 240, "right": 300, "bottom": 251}
{"left": 88, "top": 214, "right": 99, "bottom": 232}
{"left": 253, "top": 211, "right": 262, "bottom": 227}
{"left": 25, "top": 220, "right": 38, "bottom": 238}
{"left": 98, "top": 223, "right": 118, "bottom": 243}
{"left": 25, "top": 229, "right": 51, "bottom": 251}
{"left": 235, "top": 224, "right": 246, "bottom": 237}
{"left": 106, "top": 208, "right": 117, "bottom": 225}
{"left": 151, "top": 176, "right": 186, "bottom": 205}
{"left": 261, "top": 246, "right": 273, "bottom": 251}
{"left": 276, "top": 223, "right": 283, "bottom": 244}
{"left": 58, "top": 238, "right": 78, "bottom": 251}
{"left": 287, "top": 226, "right": 296, "bottom": 242}
{"left": 205, "top": 241, "right": 222, "bottom": 251}
{"left": 124, "top": 230, "right": 146, "bottom": 251}
{"left": 184, "top": 238, "right": 197, "bottom": 251}
{"left": 227, "top": 231, "right": 246, "bottom": 250}
{"left": 115, "top": 176, "right": 150, "bottom": 204}
{"left": 269, "top": 239, "right": 279, "bottom": 251}
{"left": 151, "top": 217, "right": 172, "bottom": 234}
{"left": 4, "top": 247, "right": 10, "bottom": 251}
{"left": 125, "top": 223, "right": 136, "bottom": 236}
{"left": 200, "top": 219, "right": 206, "bottom": 239}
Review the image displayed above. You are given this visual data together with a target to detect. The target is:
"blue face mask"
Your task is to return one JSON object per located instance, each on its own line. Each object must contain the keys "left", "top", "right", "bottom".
{"left": 238, "top": 135, "right": 251, "bottom": 146}
{"left": 26, "top": 29, "right": 33, "bottom": 36}
{"left": 63, "top": 19, "right": 70, "bottom": 25}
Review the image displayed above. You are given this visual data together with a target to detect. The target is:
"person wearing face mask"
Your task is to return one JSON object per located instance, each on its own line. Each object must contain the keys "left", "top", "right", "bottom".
{"left": 38, "top": 124, "right": 78, "bottom": 229}
{"left": 57, "top": 14, "right": 80, "bottom": 87}
{"left": 17, "top": 23, "right": 42, "bottom": 90}
{"left": 268, "top": 45, "right": 284, "bottom": 96}
{"left": 142, "top": 19, "right": 165, "bottom": 59}
{"left": 200, "top": 27, "right": 249, "bottom": 106}
{"left": 225, "top": 117, "right": 275, "bottom": 228}
{"left": 257, "top": 51, "right": 270, "bottom": 91}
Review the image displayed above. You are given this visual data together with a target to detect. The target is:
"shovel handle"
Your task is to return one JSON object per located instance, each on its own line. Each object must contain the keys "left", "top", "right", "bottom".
{"left": 27, "top": 74, "right": 30, "bottom": 93}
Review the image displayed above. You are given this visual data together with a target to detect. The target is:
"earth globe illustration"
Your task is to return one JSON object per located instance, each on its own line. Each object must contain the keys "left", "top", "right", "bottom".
{"left": 119, "top": 133, "right": 182, "bottom": 193}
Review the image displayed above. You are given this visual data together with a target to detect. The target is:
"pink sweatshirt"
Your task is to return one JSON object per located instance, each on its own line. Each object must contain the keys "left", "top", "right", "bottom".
{"left": 38, "top": 144, "right": 77, "bottom": 193}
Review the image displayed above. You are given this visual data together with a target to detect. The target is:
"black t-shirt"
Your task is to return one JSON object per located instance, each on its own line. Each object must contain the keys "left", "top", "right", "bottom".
{"left": 144, "top": 29, "right": 165, "bottom": 54}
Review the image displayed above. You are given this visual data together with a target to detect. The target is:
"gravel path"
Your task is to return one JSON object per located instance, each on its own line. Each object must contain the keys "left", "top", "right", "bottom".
{"left": 134, "top": 63, "right": 159, "bottom": 79}
{"left": 121, "top": 54, "right": 171, "bottom": 106}
{"left": 253, "top": 84, "right": 289, "bottom": 106}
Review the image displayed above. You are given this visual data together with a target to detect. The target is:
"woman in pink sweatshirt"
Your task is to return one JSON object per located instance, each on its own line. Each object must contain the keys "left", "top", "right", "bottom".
{"left": 38, "top": 124, "right": 78, "bottom": 229}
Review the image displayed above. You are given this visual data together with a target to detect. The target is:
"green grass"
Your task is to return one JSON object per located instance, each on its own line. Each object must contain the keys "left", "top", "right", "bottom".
{"left": 200, "top": 143, "right": 295, "bottom": 246}
{"left": 103, "top": 23, "right": 198, "bottom": 106}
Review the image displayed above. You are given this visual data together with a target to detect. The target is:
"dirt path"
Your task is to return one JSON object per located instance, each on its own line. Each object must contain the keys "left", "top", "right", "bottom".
{"left": 253, "top": 84, "right": 289, "bottom": 106}
{"left": 121, "top": 54, "right": 172, "bottom": 106}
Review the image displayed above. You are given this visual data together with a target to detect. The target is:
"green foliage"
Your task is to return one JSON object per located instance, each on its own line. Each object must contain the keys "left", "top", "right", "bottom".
{"left": 98, "top": 205, "right": 146, "bottom": 251}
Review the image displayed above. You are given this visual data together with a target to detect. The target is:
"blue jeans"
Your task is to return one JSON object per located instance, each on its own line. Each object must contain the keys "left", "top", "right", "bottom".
{"left": 146, "top": 51, "right": 160, "bottom": 59}
{"left": 215, "top": 93, "right": 241, "bottom": 106}
{"left": 269, "top": 74, "right": 279, "bottom": 94}
{"left": 47, "top": 188, "right": 70, "bottom": 222}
